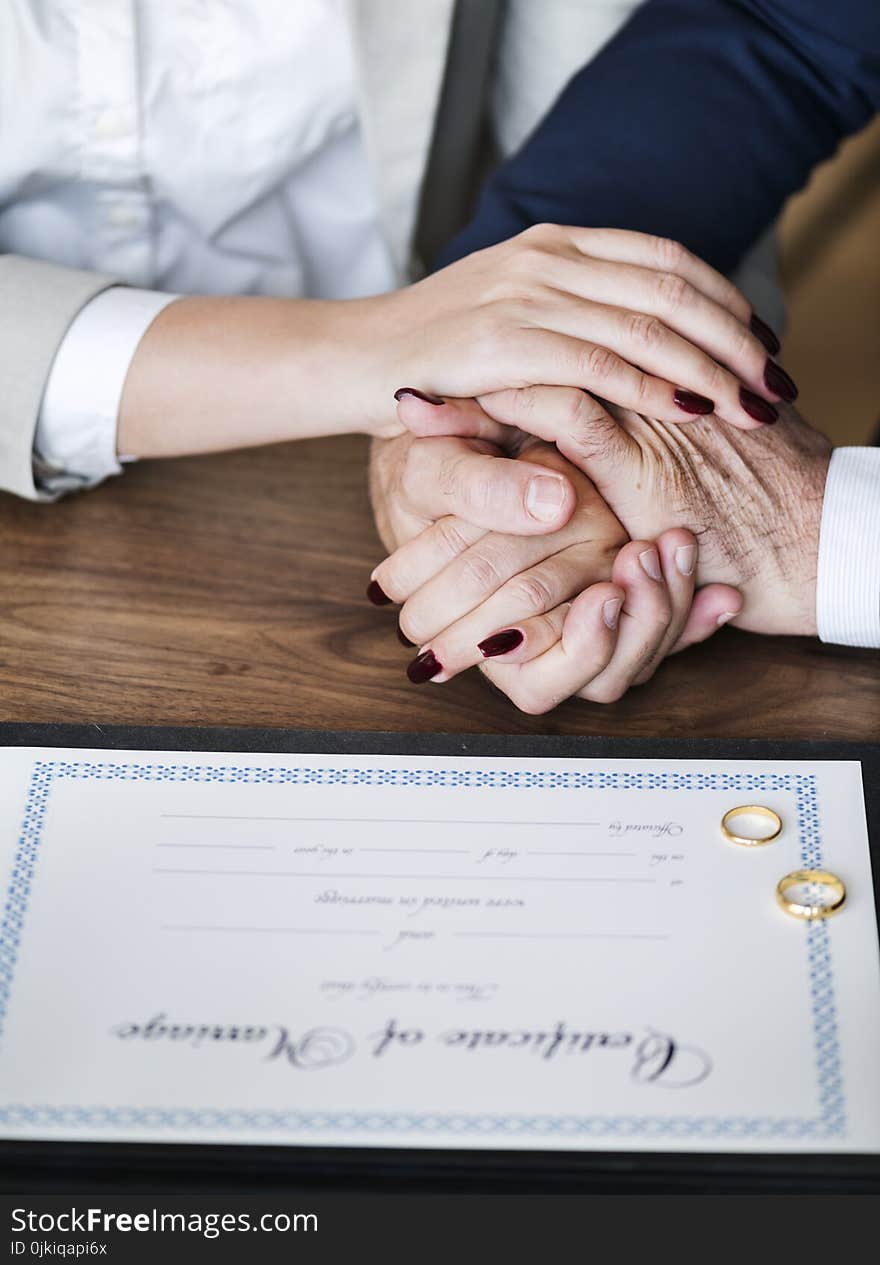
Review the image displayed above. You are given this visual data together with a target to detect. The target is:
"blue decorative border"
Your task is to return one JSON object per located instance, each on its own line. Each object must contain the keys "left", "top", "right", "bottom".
{"left": 0, "top": 760, "right": 844, "bottom": 1141}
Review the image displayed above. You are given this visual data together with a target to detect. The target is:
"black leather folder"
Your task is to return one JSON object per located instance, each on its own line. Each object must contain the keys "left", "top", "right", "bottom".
{"left": 1, "top": 724, "right": 878, "bottom": 1195}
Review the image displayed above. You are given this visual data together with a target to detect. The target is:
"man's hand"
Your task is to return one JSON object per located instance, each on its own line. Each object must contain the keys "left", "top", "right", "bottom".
{"left": 395, "top": 387, "right": 831, "bottom": 637}
{"left": 367, "top": 430, "right": 578, "bottom": 560}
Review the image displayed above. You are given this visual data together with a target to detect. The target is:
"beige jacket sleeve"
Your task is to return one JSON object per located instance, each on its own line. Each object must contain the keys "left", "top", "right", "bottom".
{"left": 0, "top": 255, "right": 115, "bottom": 501}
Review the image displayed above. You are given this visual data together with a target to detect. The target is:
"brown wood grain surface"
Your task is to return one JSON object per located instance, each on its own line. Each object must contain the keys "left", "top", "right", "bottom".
{"left": 0, "top": 435, "right": 877, "bottom": 740}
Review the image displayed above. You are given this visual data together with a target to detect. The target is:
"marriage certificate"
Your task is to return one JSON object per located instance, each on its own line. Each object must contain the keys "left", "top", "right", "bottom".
{"left": 1, "top": 746, "right": 878, "bottom": 1153}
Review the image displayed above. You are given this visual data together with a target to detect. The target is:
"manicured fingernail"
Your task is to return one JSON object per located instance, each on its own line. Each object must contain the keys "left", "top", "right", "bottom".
{"left": 393, "top": 387, "right": 445, "bottom": 405}
{"left": 397, "top": 626, "right": 414, "bottom": 647}
{"left": 675, "top": 543, "right": 697, "bottom": 576}
{"left": 750, "top": 314, "right": 781, "bottom": 356}
{"left": 673, "top": 388, "right": 714, "bottom": 415}
{"left": 763, "top": 359, "right": 798, "bottom": 402}
{"left": 638, "top": 547, "right": 662, "bottom": 581}
{"left": 603, "top": 598, "right": 623, "bottom": 630}
{"left": 478, "top": 628, "right": 524, "bottom": 658}
{"left": 526, "top": 474, "right": 567, "bottom": 522}
{"left": 406, "top": 649, "right": 443, "bottom": 683}
{"left": 367, "top": 579, "right": 392, "bottom": 605}
{"left": 716, "top": 611, "right": 737, "bottom": 627}
{"left": 739, "top": 388, "right": 778, "bottom": 425}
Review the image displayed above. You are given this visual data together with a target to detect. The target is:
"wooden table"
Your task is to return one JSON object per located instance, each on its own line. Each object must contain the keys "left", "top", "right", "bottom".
{"left": 1, "top": 435, "right": 877, "bottom": 740}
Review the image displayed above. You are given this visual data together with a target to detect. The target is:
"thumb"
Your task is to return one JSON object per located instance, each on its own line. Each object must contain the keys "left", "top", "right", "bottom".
{"left": 401, "top": 435, "right": 578, "bottom": 535}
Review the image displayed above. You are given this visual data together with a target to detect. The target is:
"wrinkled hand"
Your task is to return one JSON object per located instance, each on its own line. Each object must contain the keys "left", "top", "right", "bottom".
{"left": 368, "top": 428, "right": 577, "bottom": 552}
{"left": 396, "top": 387, "right": 830, "bottom": 636}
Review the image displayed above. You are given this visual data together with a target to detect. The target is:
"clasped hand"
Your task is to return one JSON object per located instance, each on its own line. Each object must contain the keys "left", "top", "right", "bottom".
{"left": 366, "top": 226, "right": 828, "bottom": 714}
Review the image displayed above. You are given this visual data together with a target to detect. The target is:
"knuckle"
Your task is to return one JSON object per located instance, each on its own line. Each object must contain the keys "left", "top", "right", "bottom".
{"left": 551, "top": 384, "right": 591, "bottom": 430}
{"left": 653, "top": 235, "right": 687, "bottom": 271}
{"left": 634, "top": 371, "right": 653, "bottom": 408}
{"left": 582, "top": 677, "right": 625, "bottom": 705}
{"left": 703, "top": 359, "right": 729, "bottom": 396}
{"left": 509, "top": 385, "right": 540, "bottom": 426}
{"left": 460, "top": 549, "right": 505, "bottom": 595}
{"left": 652, "top": 597, "right": 673, "bottom": 629}
{"left": 581, "top": 343, "right": 620, "bottom": 385}
{"left": 509, "top": 289, "right": 542, "bottom": 321}
{"left": 512, "top": 244, "right": 547, "bottom": 277}
{"left": 733, "top": 320, "right": 757, "bottom": 365}
{"left": 627, "top": 313, "right": 666, "bottom": 351}
{"left": 507, "top": 571, "right": 556, "bottom": 616}
{"left": 654, "top": 271, "right": 690, "bottom": 312}
{"left": 509, "top": 681, "right": 554, "bottom": 716}
{"left": 560, "top": 386, "right": 590, "bottom": 428}
{"left": 434, "top": 517, "right": 472, "bottom": 561}
{"left": 522, "top": 222, "right": 563, "bottom": 249}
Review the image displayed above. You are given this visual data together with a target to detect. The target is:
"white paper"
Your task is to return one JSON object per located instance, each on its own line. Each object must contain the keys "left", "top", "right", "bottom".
{"left": 1, "top": 746, "right": 878, "bottom": 1153}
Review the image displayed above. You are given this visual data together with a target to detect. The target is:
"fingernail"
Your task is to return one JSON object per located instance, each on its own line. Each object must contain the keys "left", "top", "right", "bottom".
{"left": 763, "top": 359, "right": 798, "bottom": 403}
{"left": 638, "top": 547, "right": 662, "bottom": 581}
{"left": 673, "top": 388, "right": 714, "bottom": 415}
{"left": 397, "top": 626, "right": 414, "bottom": 647}
{"left": 367, "top": 579, "right": 393, "bottom": 605}
{"left": 739, "top": 388, "right": 778, "bottom": 425}
{"left": 526, "top": 474, "right": 567, "bottom": 522}
{"left": 716, "top": 611, "right": 737, "bottom": 627}
{"left": 478, "top": 628, "right": 524, "bottom": 658}
{"left": 675, "top": 543, "right": 697, "bottom": 576}
{"left": 749, "top": 314, "right": 781, "bottom": 356}
{"left": 393, "top": 387, "right": 445, "bottom": 405}
{"left": 406, "top": 649, "right": 443, "bottom": 684}
{"left": 603, "top": 598, "right": 623, "bottom": 630}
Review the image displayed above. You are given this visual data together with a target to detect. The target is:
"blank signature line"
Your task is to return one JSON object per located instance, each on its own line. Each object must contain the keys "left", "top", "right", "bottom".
{"left": 161, "top": 815, "right": 600, "bottom": 827}
{"left": 161, "top": 925, "right": 380, "bottom": 935}
{"left": 152, "top": 869, "right": 656, "bottom": 883}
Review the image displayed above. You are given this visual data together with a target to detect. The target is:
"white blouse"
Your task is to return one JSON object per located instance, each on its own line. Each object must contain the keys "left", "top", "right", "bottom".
{"left": 0, "top": 0, "right": 394, "bottom": 481}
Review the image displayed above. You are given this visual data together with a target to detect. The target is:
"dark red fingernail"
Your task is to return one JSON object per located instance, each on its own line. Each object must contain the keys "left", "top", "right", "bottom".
{"left": 407, "top": 649, "right": 442, "bottom": 683}
{"left": 397, "top": 626, "right": 414, "bottom": 647}
{"left": 750, "top": 314, "right": 780, "bottom": 356}
{"left": 367, "top": 579, "right": 393, "bottom": 605}
{"left": 393, "top": 388, "right": 445, "bottom": 405}
{"left": 763, "top": 359, "right": 798, "bottom": 402}
{"left": 673, "top": 388, "right": 714, "bottom": 415}
{"left": 739, "top": 388, "right": 778, "bottom": 425}
{"left": 478, "top": 628, "right": 524, "bottom": 658}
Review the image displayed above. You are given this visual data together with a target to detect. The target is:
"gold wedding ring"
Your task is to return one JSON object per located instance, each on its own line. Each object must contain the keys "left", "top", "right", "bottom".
{"left": 720, "top": 804, "right": 783, "bottom": 847}
{"left": 776, "top": 870, "right": 846, "bottom": 921}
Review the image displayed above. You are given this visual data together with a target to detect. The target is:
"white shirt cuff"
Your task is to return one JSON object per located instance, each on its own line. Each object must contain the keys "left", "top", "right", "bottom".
{"left": 34, "top": 287, "right": 180, "bottom": 494}
{"left": 816, "top": 447, "right": 880, "bottom": 649}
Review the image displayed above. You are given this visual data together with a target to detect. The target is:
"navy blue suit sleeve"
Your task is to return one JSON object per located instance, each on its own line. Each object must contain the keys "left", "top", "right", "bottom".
{"left": 436, "top": 0, "right": 880, "bottom": 274}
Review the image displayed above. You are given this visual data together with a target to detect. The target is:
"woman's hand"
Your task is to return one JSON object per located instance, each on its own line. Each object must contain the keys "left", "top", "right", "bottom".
{"left": 119, "top": 224, "right": 791, "bottom": 462}
{"left": 370, "top": 436, "right": 742, "bottom": 710}
{"left": 473, "top": 531, "right": 740, "bottom": 714}
{"left": 362, "top": 225, "right": 794, "bottom": 437}
{"left": 378, "top": 520, "right": 738, "bottom": 714}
